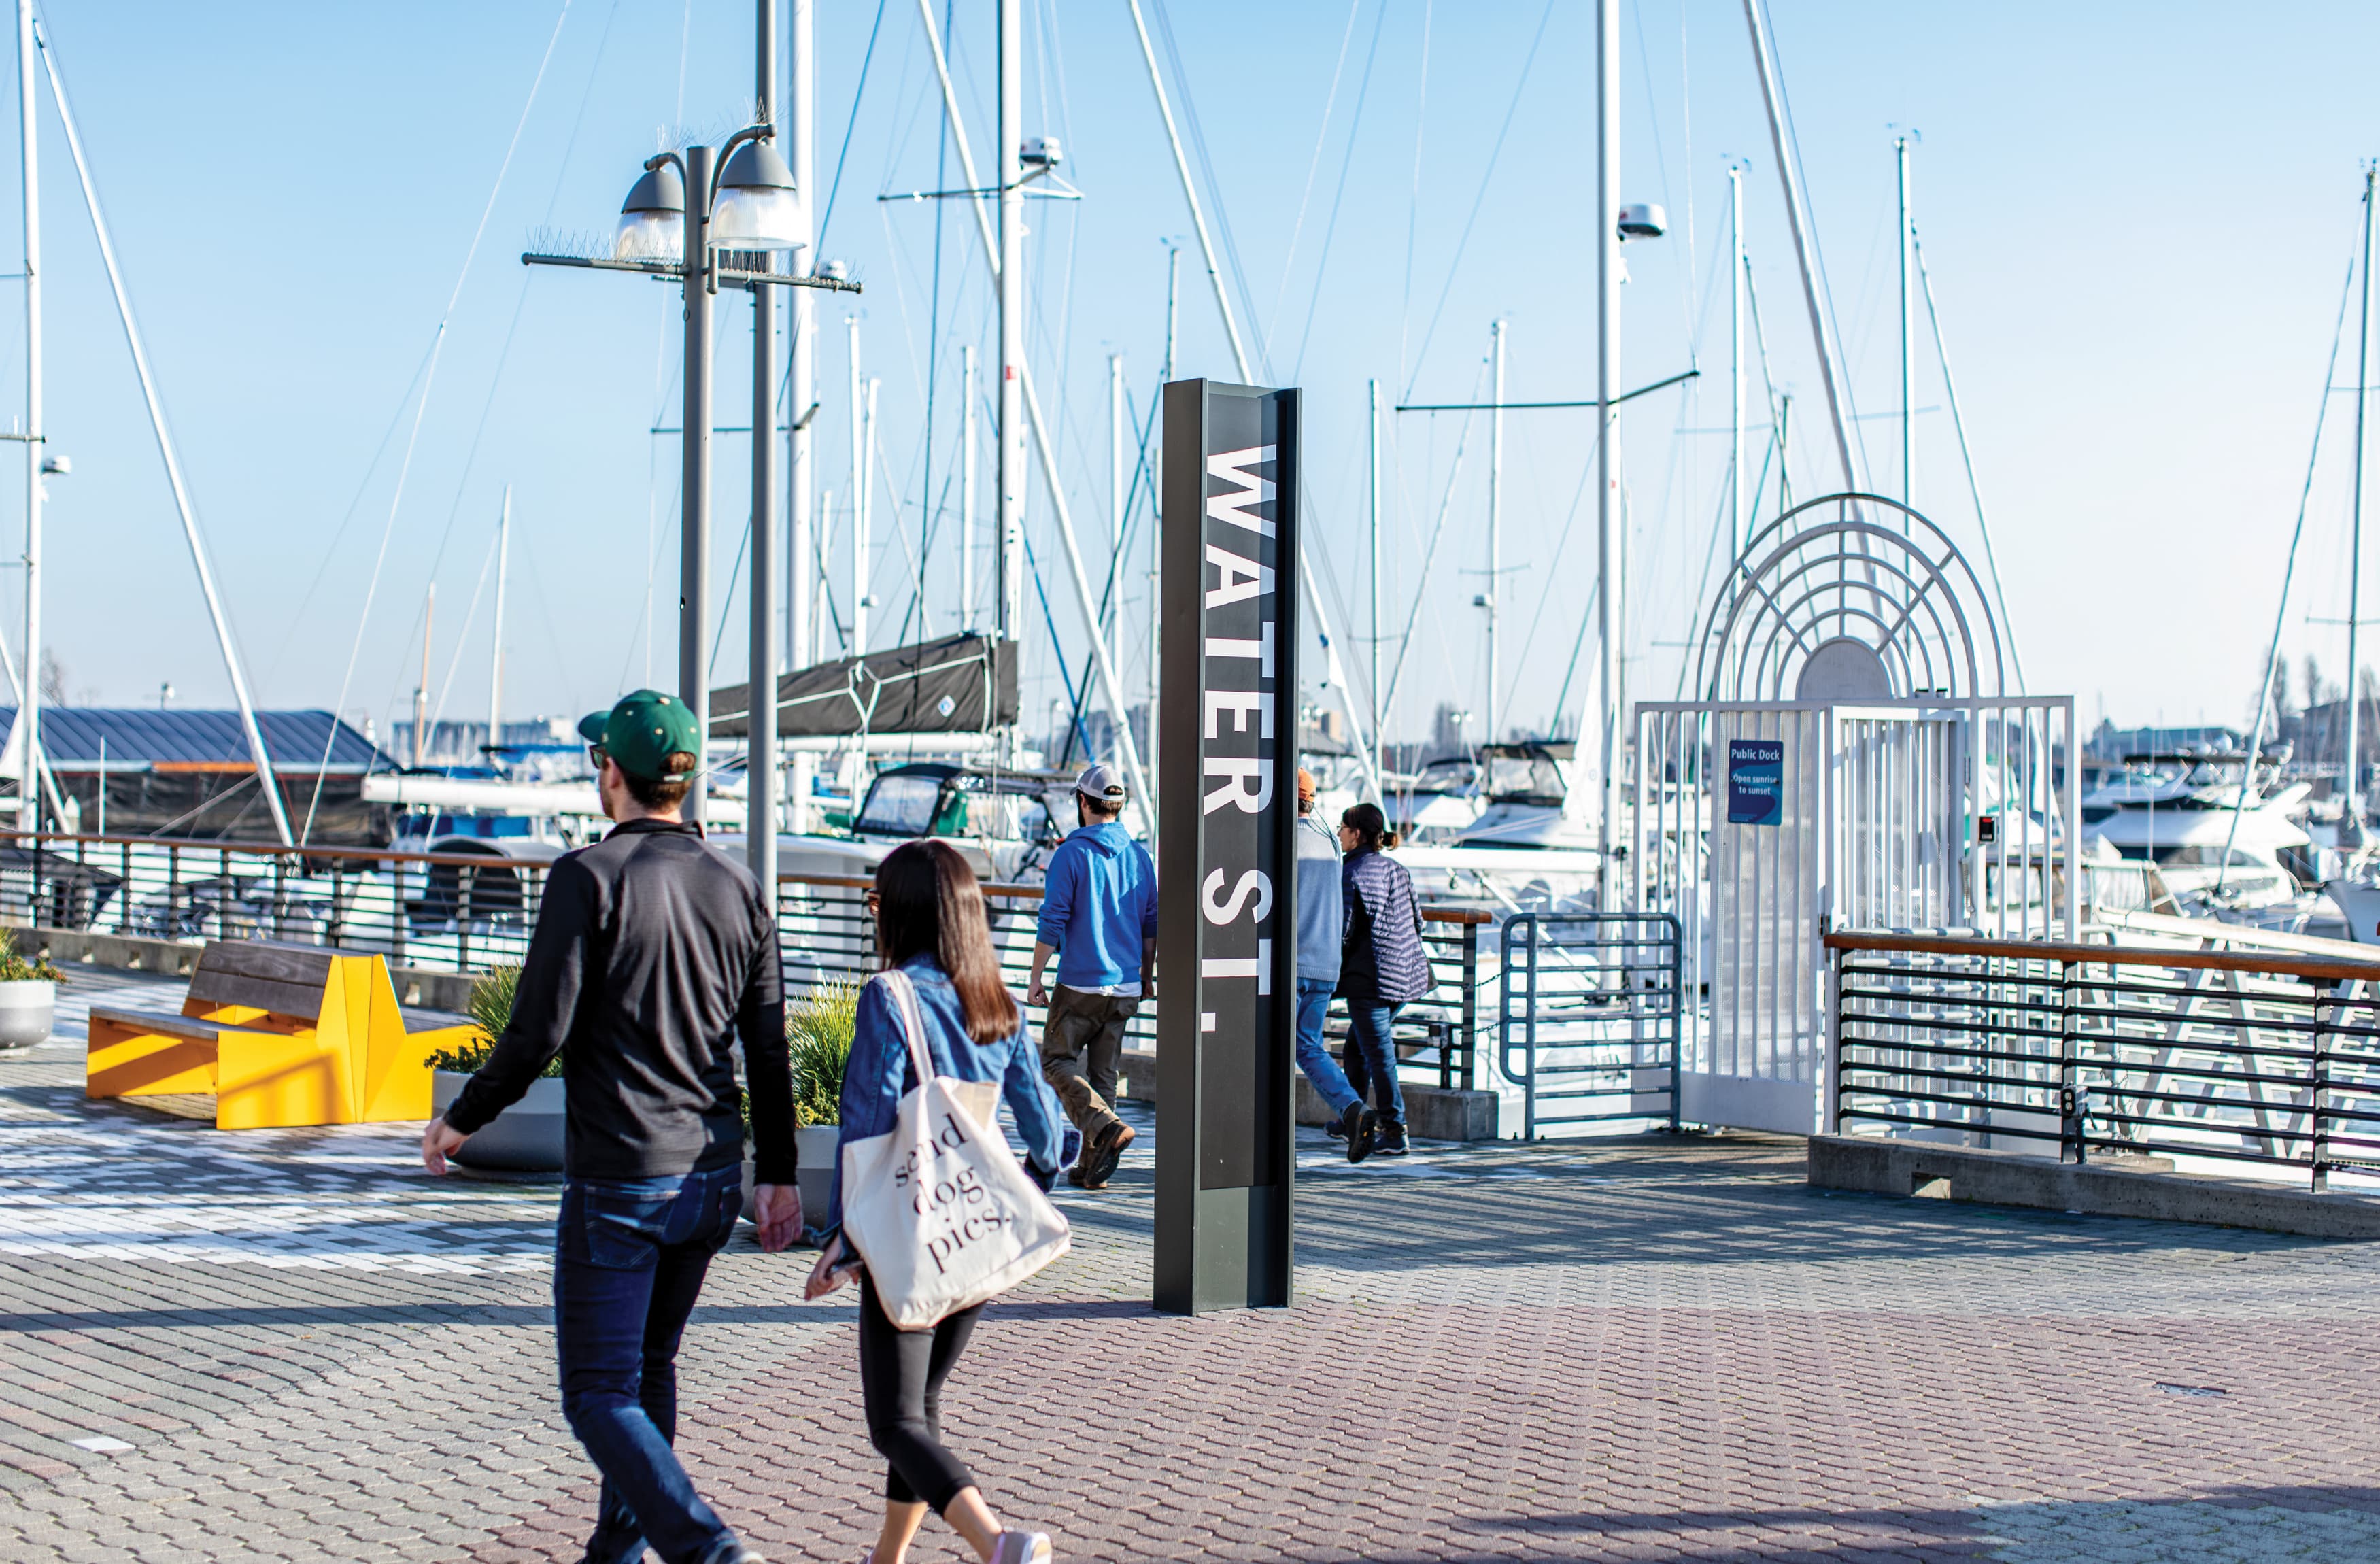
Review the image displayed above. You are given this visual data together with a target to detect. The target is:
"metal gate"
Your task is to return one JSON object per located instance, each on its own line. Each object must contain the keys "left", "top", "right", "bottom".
{"left": 1627, "top": 494, "right": 2075, "bottom": 1135}
{"left": 1634, "top": 696, "right": 2077, "bottom": 1134}
{"left": 1498, "top": 913, "right": 1680, "bottom": 1138}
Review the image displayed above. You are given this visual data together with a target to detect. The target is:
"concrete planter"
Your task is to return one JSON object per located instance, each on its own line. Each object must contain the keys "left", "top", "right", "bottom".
{"left": 432, "top": 1070, "right": 566, "bottom": 1172}
{"left": 743, "top": 1126, "right": 843, "bottom": 1226}
{"left": 0, "top": 979, "right": 55, "bottom": 1052}
{"left": 797, "top": 1124, "right": 840, "bottom": 1223}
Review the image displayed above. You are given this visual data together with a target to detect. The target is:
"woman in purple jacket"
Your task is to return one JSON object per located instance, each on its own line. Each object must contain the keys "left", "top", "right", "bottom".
{"left": 1335, "top": 802, "right": 1432, "bottom": 1157}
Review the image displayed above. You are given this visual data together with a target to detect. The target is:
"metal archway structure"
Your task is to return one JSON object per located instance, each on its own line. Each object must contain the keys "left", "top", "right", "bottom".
{"left": 1630, "top": 493, "right": 2075, "bottom": 1135}
{"left": 1690, "top": 493, "right": 2009, "bottom": 704}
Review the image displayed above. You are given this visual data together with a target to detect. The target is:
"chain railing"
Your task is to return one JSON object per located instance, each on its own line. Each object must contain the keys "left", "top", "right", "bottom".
{"left": 0, "top": 828, "right": 1489, "bottom": 1095}
{"left": 1829, "top": 929, "right": 2380, "bottom": 1190}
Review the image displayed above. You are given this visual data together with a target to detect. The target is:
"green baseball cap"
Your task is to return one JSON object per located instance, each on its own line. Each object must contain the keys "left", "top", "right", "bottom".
{"left": 578, "top": 689, "right": 701, "bottom": 781}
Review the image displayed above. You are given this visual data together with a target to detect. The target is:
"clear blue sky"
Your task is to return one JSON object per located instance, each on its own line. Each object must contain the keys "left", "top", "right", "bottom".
{"left": 16, "top": 1, "right": 2380, "bottom": 748}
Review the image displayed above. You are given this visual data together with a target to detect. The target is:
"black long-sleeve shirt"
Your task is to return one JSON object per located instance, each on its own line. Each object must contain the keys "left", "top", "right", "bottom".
{"left": 441, "top": 817, "right": 796, "bottom": 1185}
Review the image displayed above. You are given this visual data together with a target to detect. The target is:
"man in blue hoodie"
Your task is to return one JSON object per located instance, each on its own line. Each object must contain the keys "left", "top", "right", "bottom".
{"left": 1025, "top": 764, "right": 1157, "bottom": 1190}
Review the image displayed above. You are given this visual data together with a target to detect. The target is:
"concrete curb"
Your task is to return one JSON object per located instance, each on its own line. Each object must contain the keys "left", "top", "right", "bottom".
{"left": 1809, "top": 1133, "right": 2380, "bottom": 1239}
{"left": 1114, "top": 1045, "right": 1500, "bottom": 1140}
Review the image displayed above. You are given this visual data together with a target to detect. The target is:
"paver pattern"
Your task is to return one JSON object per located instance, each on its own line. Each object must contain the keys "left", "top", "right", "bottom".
{"left": 4, "top": 968, "right": 2380, "bottom": 1561}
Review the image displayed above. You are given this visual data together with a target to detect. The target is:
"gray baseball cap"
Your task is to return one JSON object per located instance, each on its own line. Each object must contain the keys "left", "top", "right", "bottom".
{"left": 1075, "top": 762, "right": 1127, "bottom": 806}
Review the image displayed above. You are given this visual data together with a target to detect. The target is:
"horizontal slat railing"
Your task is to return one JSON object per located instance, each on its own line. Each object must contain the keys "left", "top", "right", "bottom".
{"left": 1826, "top": 927, "right": 2380, "bottom": 1189}
{"left": 0, "top": 828, "right": 1486, "bottom": 1095}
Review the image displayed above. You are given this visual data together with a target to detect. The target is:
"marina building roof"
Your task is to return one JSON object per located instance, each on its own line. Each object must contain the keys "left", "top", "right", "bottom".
{"left": 0, "top": 707, "right": 389, "bottom": 775}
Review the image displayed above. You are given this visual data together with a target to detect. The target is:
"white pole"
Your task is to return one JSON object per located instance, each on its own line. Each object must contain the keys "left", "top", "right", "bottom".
{"left": 489, "top": 485, "right": 509, "bottom": 749}
{"left": 847, "top": 317, "right": 865, "bottom": 656}
{"left": 1897, "top": 133, "right": 1914, "bottom": 521}
{"left": 1742, "top": 0, "right": 1863, "bottom": 493}
{"left": 913, "top": 0, "right": 1155, "bottom": 807}
{"left": 961, "top": 343, "right": 976, "bottom": 633}
{"left": 1121, "top": 0, "right": 1381, "bottom": 800}
{"left": 1368, "top": 375, "right": 1381, "bottom": 750}
{"left": 819, "top": 487, "right": 835, "bottom": 658}
{"left": 860, "top": 375, "right": 878, "bottom": 656}
{"left": 1595, "top": 0, "right": 1620, "bottom": 903}
{"left": 16, "top": 0, "right": 36, "bottom": 828}
{"left": 997, "top": 0, "right": 1026, "bottom": 664}
{"left": 34, "top": 24, "right": 289, "bottom": 843}
{"left": 1108, "top": 351, "right": 1123, "bottom": 675}
{"left": 787, "top": 0, "right": 817, "bottom": 828}
{"left": 1731, "top": 163, "right": 1746, "bottom": 559}
{"left": 1153, "top": 245, "right": 1176, "bottom": 753}
{"left": 1487, "top": 319, "right": 1504, "bottom": 745}
{"left": 2349, "top": 165, "right": 2375, "bottom": 838}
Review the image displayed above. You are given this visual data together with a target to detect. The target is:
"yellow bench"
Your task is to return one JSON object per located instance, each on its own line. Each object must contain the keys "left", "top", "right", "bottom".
{"left": 85, "top": 940, "right": 476, "bottom": 1130}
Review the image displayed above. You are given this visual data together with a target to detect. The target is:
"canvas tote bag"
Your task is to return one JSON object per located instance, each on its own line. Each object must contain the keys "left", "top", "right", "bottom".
{"left": 839, "top": 969, "right": 1071, "bottom": 1329}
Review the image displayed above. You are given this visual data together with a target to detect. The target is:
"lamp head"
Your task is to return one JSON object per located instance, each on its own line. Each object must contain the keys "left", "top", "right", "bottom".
{"left": 613, "top": 162, "right": 687, "bottom": 262}
{"left": 709, "top": 138, "right": 804, "bottom": 252}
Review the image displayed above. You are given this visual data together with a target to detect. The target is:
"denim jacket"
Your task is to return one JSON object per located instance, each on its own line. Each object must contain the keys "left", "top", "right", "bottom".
{"left": 823, "top": 953, "right": 1066, "bottom": 1232}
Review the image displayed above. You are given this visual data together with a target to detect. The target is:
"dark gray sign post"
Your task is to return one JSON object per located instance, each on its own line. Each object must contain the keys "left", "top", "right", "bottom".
{"left": 1155, "top": 379, "right": 1299, "bottom": 1315}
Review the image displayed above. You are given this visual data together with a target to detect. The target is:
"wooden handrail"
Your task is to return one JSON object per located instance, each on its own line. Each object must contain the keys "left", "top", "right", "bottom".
{"left": 1825, "top": 927, "right": 2380, "bottom": 983}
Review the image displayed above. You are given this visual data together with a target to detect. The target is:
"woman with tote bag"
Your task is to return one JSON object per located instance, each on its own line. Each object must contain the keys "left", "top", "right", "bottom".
{"left": 804, "top": 840, "right": 1068, "bottom": 1564}
{"left": 1335, "top": 802, "right": 1433, "bottom": 1158}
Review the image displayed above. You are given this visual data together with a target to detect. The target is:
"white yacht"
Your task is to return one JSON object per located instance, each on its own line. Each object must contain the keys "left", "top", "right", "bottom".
{"left": 2077, "top": 751, "right": 2313, "bottom": 911}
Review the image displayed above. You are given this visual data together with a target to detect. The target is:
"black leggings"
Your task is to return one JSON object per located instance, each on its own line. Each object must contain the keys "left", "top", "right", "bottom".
{"left": 857, "top": 1272, "right": 985, "bottom": 1512}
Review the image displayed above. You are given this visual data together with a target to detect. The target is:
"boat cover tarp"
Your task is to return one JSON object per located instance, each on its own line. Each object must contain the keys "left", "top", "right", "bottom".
{"left": 710, "top": 634, "right": 1018, "bottom": 738}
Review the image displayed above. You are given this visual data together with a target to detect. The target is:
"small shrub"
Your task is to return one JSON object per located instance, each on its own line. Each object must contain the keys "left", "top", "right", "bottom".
{"left": 788, "top": 980, "right": 859, "bottom": 1127}
{"left": 0, "top": 925, "right": 62, "bottom": 984}
{"left": 428, "top": 964, "right": 560, "bottom": 1078}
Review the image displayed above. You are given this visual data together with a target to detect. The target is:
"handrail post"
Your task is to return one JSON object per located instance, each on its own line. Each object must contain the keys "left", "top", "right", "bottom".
{"left": 117, "top": 838, "right": 128, "bottom": 936}
{"left": 216, "top": 847, "right": 228, "bottom": 942}
{"left": 1459, "top": 915, "right": 1478, "bottom": 1091}
{"left": 167, "top": 843, "right": 180, "bottom": 940}
{"left": 1667, "top": 913, "right": 1682, "bottom": 1133}
{"left": 2312, "top": 977, "right": 2334, "bottom": 1193}
{"left": 2059, "top": 954, "right": 2080, "bottom": 1165}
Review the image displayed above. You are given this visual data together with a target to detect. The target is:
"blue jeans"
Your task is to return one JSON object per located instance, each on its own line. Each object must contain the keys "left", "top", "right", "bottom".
{"left": 1293, "top": 978, "right": 1359, "bottom": 1117}
{"left": 554, "top": 1161, "right": 747, "bottom": 1564}
{"left": 1344, "top": 1001, "right": 1407, "bottom": 1130}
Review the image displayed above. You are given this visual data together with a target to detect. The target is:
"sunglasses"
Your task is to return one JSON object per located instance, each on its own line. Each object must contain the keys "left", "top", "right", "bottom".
{"left": 588, "top": 743, "right": 609, "bottom": 769}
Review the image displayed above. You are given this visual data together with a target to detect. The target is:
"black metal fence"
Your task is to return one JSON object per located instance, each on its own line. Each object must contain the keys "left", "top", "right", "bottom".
{"left": 1498, "top": 912, "right": 1681, "bottom": 1138}
{"left": 1829, "top": 930, "right": 2380, "bottom": 1190}
{"left": 0, "top": 829, "right": 1489, "bottom": 1095}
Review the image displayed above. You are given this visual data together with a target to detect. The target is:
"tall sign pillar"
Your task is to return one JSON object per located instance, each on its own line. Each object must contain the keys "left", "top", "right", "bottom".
{"left": 1155, "top": 379, "right": 1299, "bottom": 1314}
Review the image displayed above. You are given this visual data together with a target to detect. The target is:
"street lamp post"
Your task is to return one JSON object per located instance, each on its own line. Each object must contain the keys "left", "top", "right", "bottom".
{"left": 526, "top": 107, "right": 853, "bottom": 862}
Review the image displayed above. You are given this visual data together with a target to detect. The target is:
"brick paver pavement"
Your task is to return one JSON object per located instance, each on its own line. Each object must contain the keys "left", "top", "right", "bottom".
{"left": 5, "top": 969, "right": 2380, "bottom": 1560}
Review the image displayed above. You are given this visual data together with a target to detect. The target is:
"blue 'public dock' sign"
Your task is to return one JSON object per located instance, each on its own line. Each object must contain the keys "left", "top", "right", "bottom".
{"left": 1728, "top": 738, "right": 1784, "bottom": 826}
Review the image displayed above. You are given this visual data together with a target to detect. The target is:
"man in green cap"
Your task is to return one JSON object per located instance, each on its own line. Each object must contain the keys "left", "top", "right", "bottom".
{"left": 422, "top": 689, "right": 796, "bottom": 1564}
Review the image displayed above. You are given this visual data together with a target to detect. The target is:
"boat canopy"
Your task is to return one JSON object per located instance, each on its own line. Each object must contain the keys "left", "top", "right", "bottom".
{"left": 709, "top": 632, "right": 1019, "bottom": 739}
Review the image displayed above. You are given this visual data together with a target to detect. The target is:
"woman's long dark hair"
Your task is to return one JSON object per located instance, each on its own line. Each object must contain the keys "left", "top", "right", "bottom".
{"left": 874, "top": 839, "right": 1021, "bottom": 1044}
{"left": 1340, "top": 800, "right": 1399, "bottom": 853}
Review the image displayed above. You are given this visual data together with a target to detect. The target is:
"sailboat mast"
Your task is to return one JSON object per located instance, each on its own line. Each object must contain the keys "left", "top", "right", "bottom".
{"left": 15, "top": 0, "right": 36, "bottom": 828}
{"left": 750, "top": 0, "right": 779, "bottom": 888}
{"left": 1487, "top": 320, "right": 1505, "bottom": 745}
{"left": 848, "top": 316, "right": 866, "bottom": 655}
{"left": 1368, "top": 376, "right": 1381, "bottom": 750}
{"left": 1108, "top": 352, "right": 1124, "bottom": 673}
{"left": 1595, "top": 0, "right": 1620, "bottom": 903}
{"left": 489, "top": 486, "right": 509, "bottom": 749}
{"left": 996, "top": 0, "right": 1025, "bottom": 657}
{"left": 787, "top": 0, "right": 814, "bottom": 683}
{"left": 1897, "top": 133, "right": 1914, "bottom": 520}
{"left": 1731, "top": 163, "right": 1745, "bottom": 560}
{"left": 961, "top": 343, "right": 976, "bottom": 630}
{"left": 2349, "top": 164, "right": 2375, "bottom": 837}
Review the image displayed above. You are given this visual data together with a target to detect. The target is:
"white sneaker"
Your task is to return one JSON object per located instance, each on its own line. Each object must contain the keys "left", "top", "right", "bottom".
{"left": 990, "top": 1531, "right": 1052, "bottom": 1564}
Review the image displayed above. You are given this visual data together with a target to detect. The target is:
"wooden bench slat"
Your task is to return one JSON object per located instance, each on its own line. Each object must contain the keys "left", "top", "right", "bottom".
{"left": 186, "top": 972, "right": 333, "bottom": 1018}
{"left": 88, "top": 1006, "right": 226, "bottom": 1045}
{"left": 186, "top": 940, "right": 339, "bottom": 1019}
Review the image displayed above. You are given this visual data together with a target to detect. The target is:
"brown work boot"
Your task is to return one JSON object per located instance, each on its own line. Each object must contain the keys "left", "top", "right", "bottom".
{"left": 1073, "top": 1119, "right": 1136, "bottom": 1189}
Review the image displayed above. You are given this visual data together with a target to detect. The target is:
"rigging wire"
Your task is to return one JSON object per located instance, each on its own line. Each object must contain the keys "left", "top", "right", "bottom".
{"left": 2215, "top": 213, "right": 2362, "bottom": 889}
{"left": 1289, "top": 0, "right": 1390, "bottom": 383}
{"left": 1264, "top": 0, "right": 1365, "bottom": 367}
{"left": 1399, "top": 0, "right": 1557, "bottom": 401}
{"left": 301, "top": 0, "right": 571, "bottom": 840}
{"left": 1395, "top": 0, "right": 1432, "bottom": 391}
{"left": 816, "top": 0, "right": 890, "bottom": 256}
{"left": 1909, "top": 219, "right": 2023, "bottom": 688}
